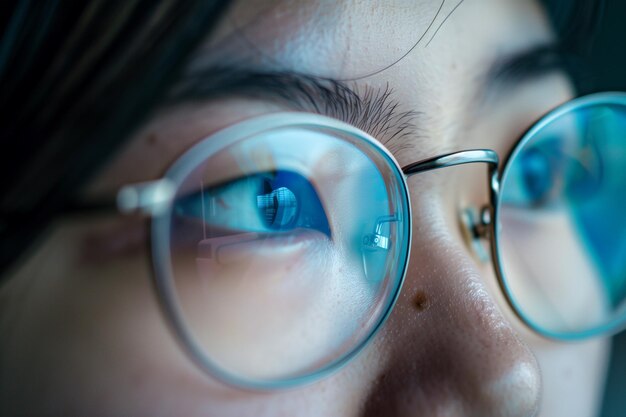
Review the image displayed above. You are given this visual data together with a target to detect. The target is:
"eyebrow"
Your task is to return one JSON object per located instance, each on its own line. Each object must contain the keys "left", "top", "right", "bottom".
{"left": 167, "top": 42, "right": 566, "bottom": 151}
{"left": 167, "top": 68, "right": 421, "bottom": 153}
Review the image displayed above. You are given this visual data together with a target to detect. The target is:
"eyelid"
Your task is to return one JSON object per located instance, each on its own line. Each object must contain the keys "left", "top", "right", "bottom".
{"left": 175, "top": 170, "right": 332, "bottom": 239}
{"left": 489, "top": 43, "right": 567, "bottom": 86}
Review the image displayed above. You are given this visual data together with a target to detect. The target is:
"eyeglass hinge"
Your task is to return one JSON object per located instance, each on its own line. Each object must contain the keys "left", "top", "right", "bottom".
{"left": 117, "top": 179, "right": 176, "bottom": 216}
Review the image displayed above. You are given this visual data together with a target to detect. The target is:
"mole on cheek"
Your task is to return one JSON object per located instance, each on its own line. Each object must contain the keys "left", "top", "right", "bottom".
{"left": 413, "top": 290, "right": 430, "bottom": 312}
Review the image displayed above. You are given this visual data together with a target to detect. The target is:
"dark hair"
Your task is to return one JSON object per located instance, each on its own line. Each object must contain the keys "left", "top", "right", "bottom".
{"left": 0, "top": 0, "right": 604, "bottom": 276}
{"left": 545, "top": 0, "right": 604, "bottom": 48}
{"left": 0, "top": 0, "right": 231, "bottom": 274}
{"left": 542, "top": 0, "right": 607, "bottom": 92}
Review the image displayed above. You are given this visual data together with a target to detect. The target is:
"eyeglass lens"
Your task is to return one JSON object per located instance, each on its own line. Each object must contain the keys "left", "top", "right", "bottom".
{"left": 497, "top": 95, "right": 626, "bottom": 338}
{"left": 166, "top": 125, "right": 410, "bottom": 384}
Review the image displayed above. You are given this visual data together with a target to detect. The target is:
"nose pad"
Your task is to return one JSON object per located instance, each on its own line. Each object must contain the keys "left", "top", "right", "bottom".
{"left": 459, "top": 205, "right": 492, "bottom": 263}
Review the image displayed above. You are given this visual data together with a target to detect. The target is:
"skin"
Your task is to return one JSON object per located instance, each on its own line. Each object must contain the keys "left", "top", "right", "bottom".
{"left": 0, "top": 0, "right": 610, "bottom": 416}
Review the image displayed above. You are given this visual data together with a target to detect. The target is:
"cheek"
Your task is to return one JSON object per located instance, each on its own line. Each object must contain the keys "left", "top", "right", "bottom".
{"left": 0, "top": 218, "right": 384, "bottom": 416}
{"left": 0, "top": 220, "right": 231, "bottom": 415}
{"left": 173, "top": 234, "right": 367, "bottom": 379}
{"left": 497, "top": 211, "right": 611, "bottom": 416}
{"left": 533, "top": 336, "right": 609, "bottom": 417}
{"left": 499, "top": 210, "right": 608, "bottom": 322}
{"left": 169, "top": 210, "right": 394, "bottom": 380}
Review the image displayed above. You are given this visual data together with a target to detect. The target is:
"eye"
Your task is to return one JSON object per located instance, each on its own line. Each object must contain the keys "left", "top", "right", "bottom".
{"left": 174, "top": 170, "right": 331, "bottom": 237}
{"left": 501, "top": 138, "right": 566, "bottom": 209}
{"left": 502, "top": 134, "right": 606, "bottom": 210}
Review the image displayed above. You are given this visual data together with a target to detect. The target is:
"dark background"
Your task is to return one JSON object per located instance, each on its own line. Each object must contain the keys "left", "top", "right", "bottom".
{"left": 581, "top": 0, "right": 626, "bottom": 94}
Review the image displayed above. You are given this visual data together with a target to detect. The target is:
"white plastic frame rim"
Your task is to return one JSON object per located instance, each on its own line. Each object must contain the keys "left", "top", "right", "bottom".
{"left": 149, "top": 112, "right": 413, "bottom": 390}
{"left": 493, "top": 92, "right": 626, "bottom": 341}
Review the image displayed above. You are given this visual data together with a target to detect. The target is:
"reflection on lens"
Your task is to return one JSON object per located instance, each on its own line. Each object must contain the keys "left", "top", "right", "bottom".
{"left": 497, "top": 94, "right": 626, "bottom": 338}
{"left": 162, "top": 119, "right": 410, "bottom": 385}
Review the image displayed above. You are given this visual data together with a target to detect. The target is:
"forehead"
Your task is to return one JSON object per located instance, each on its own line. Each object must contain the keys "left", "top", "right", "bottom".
{"left": 203, "top": 0, "right": 552, "bottom": 79}
{"left": 87, "top": 0, "right": 570, "bottom": 199}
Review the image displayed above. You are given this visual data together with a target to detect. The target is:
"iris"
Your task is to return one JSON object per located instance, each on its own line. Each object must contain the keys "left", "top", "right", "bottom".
{"left": 175, "top": 170, "right": 331, "bottom": 237}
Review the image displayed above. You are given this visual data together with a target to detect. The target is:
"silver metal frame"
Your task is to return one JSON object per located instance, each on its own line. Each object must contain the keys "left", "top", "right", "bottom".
{"left": 117, "top": 92, "right": 626, "bottom": 389}
{"left": 493, "top": 92, "right": 626, "bottom": 341}
{"left": 400, "top": 93, "right": 626, "bottom": 342}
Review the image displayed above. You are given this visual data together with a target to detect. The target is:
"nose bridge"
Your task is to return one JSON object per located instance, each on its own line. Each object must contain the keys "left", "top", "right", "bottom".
{"left": 359, "top": 151, "right": 544, "bottom": 415}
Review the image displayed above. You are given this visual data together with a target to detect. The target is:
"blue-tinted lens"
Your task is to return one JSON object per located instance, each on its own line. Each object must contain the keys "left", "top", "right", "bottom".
{"left": 175, "top": 170, "right": 331, "bottom": 236}
{"left": 162, "top": 119, "right": 410, "bottom": 386}
{"left": 497, "top": 93, "right": 626, "bottom": 338}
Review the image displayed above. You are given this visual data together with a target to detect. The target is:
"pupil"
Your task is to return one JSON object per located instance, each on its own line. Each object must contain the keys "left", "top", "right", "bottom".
{"left": 257, "top": 187, "right": 298, "bottom": 229}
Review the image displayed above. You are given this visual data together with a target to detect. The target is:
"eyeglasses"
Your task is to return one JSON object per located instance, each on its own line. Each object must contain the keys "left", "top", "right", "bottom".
{"left": 117, "top": 92, "right": 626, "bottom": 389}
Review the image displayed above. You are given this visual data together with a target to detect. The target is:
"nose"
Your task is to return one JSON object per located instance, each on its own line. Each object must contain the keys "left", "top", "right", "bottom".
{"left": 362, "top": 194, "right": 541, "bottom": 417}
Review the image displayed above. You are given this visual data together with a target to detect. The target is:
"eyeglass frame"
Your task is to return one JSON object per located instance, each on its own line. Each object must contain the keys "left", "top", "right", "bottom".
{"left": 112, "top": 91, "right": 626, "bottom": 390}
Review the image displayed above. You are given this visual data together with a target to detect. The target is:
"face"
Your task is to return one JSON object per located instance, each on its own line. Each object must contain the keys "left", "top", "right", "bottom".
{"left": 0, "top": 0, "right": 611, "bottom": 416}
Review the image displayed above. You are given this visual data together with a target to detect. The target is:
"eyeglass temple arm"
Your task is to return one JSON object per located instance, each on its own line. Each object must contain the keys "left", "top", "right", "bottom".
{"left": 58, "top": 150, "right": 502, "bottom": 217}
{"left": 116, "top": 179, "right": 176, "bottom": 216}
{"left": 31, "top": 179, "right": 175, "bottom": 219}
